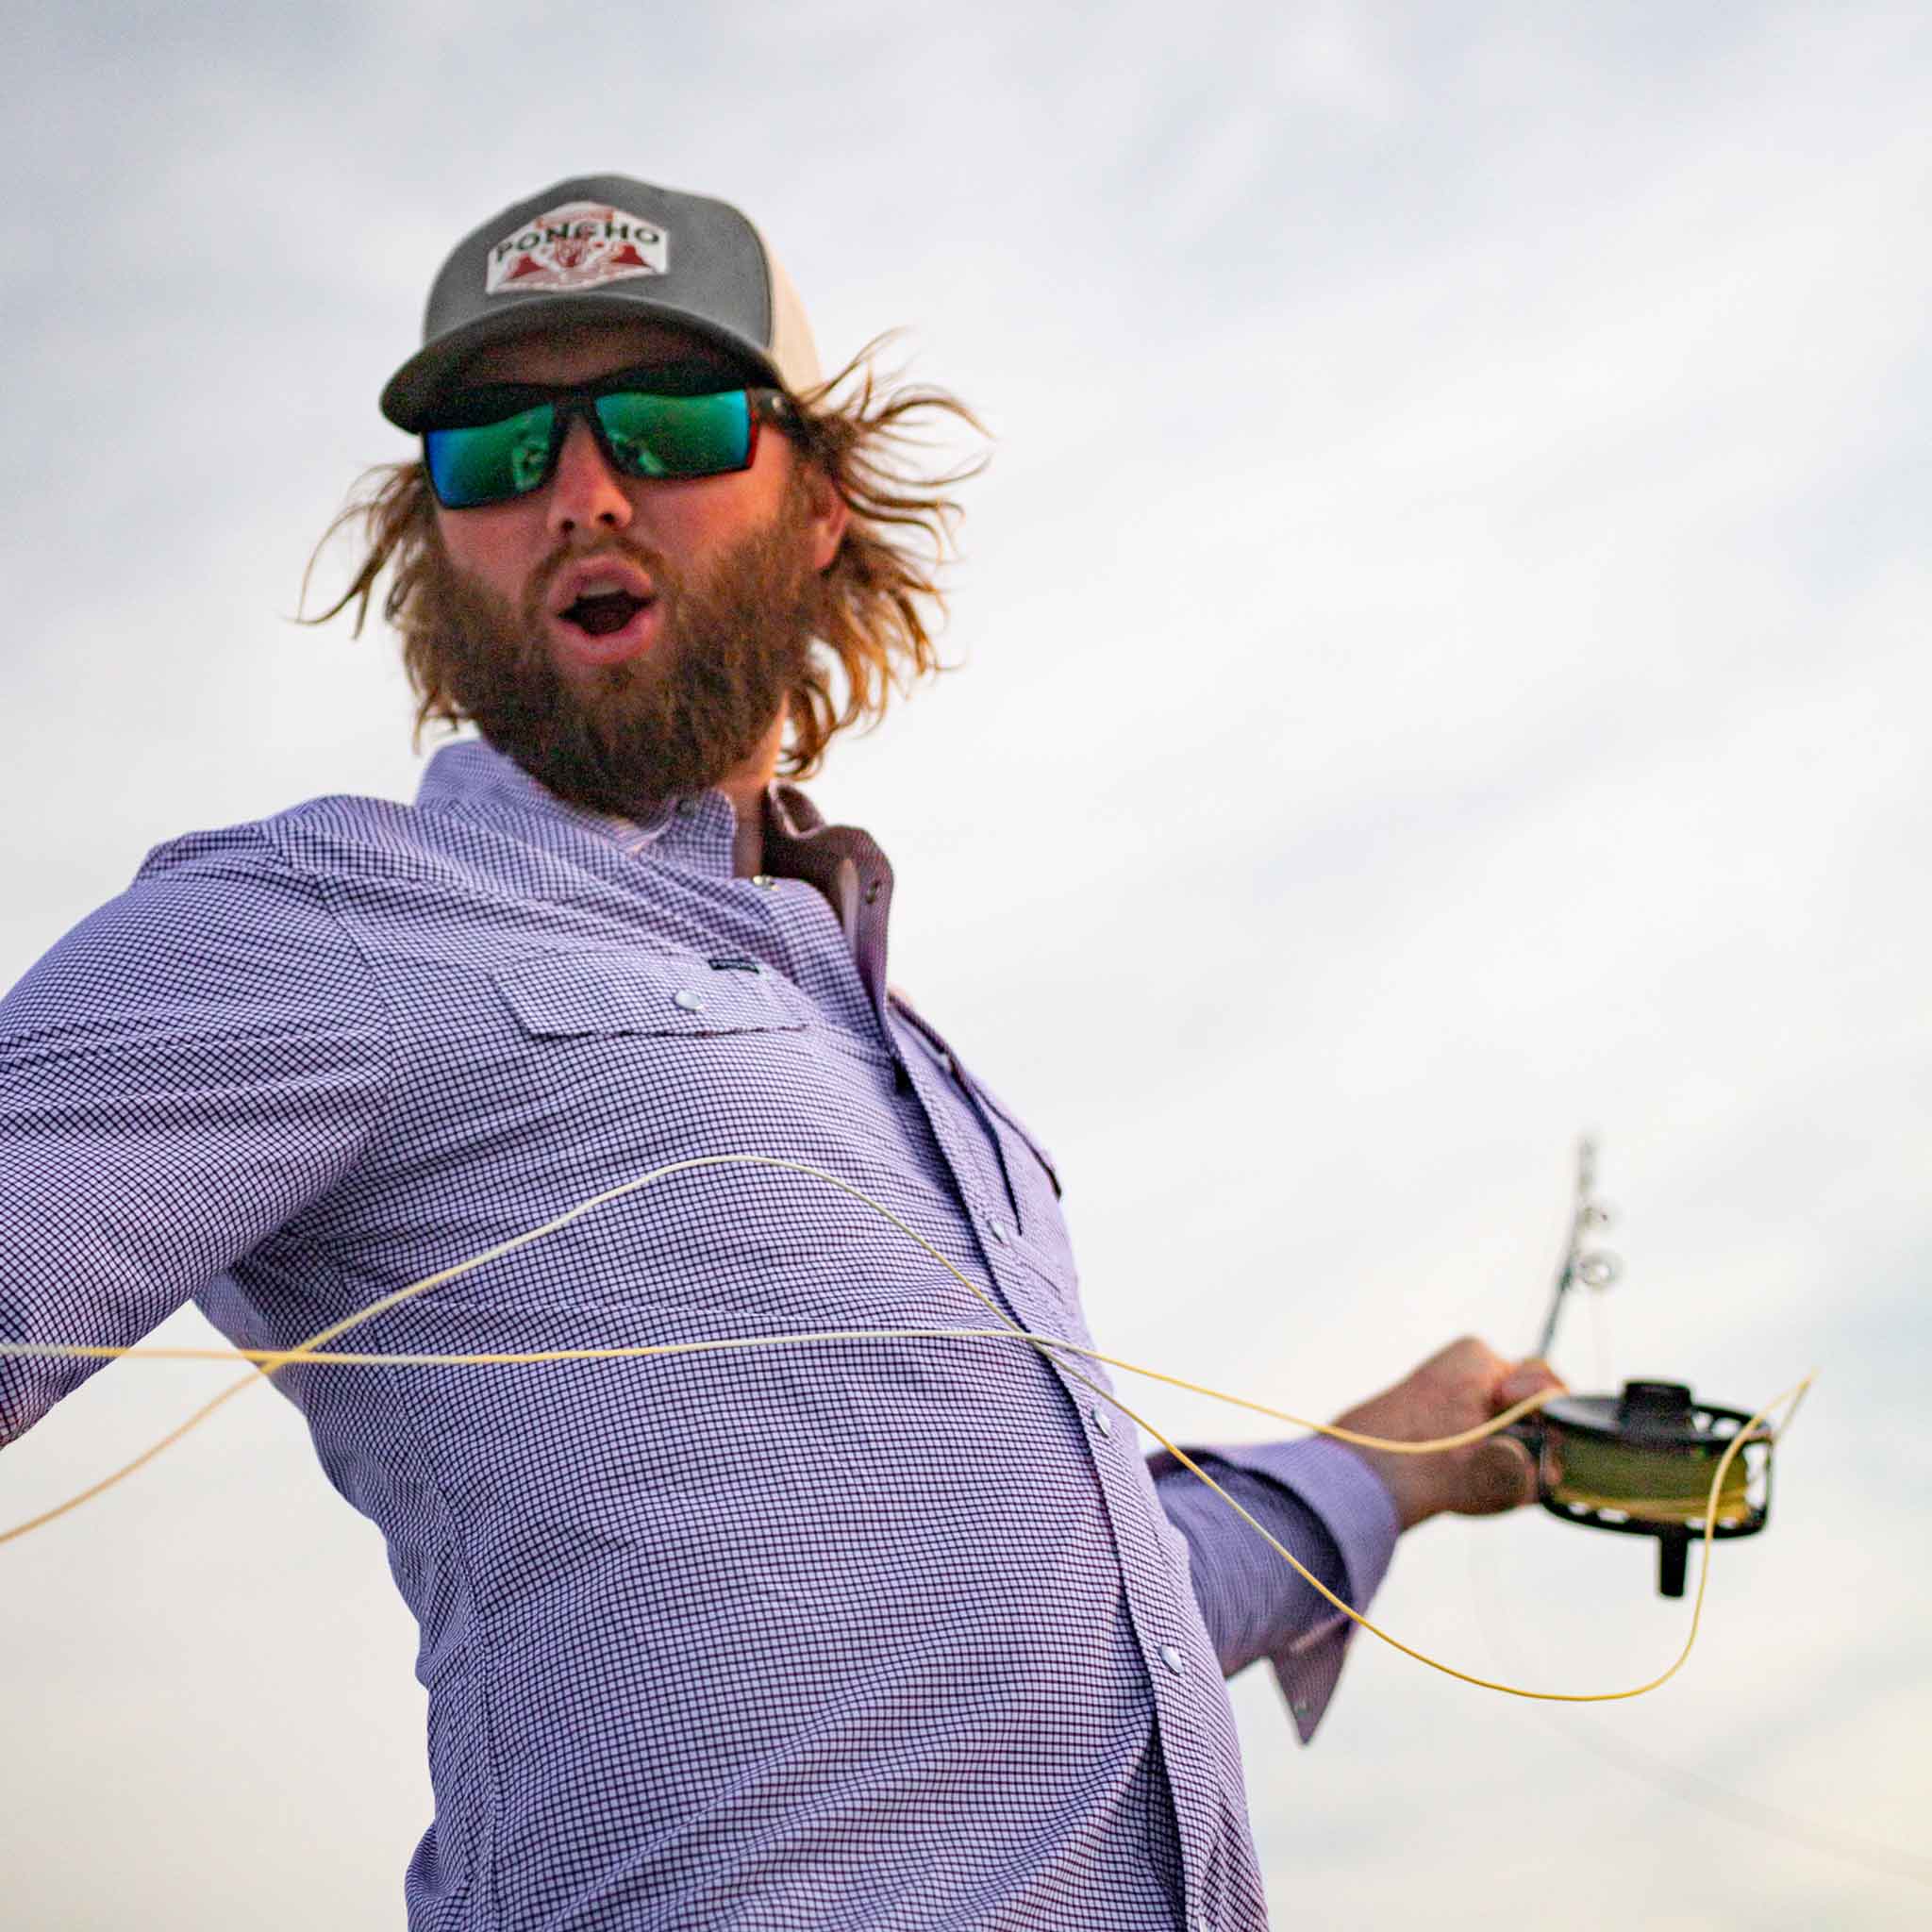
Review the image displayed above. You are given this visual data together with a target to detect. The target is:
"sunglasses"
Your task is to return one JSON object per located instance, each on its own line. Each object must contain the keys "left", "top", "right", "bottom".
{"left": 422, "top": 364, "right": 798, "bottom": 509}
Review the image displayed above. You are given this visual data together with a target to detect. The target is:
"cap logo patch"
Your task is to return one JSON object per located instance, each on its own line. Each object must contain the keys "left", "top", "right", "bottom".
{"left": 485, "top": 201, "right": 668, "bottom": 296}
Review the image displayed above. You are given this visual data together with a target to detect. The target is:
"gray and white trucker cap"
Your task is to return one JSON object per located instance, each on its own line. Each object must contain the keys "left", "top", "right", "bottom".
{"left": 380, "top": 174, "right": 824, "bottom": 431}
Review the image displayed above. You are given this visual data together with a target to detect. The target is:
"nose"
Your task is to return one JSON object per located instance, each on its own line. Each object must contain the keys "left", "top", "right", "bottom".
{"left": 546, "top": 414, "right": 633, "bottom": 540}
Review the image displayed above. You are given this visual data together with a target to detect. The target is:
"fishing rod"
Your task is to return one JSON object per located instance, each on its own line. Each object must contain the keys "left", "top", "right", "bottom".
{"left": 1507, "top": 1139, "right": 1777, "bottom": 1598}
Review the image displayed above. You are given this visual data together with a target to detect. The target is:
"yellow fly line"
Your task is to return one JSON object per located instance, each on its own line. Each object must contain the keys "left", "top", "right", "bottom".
{"left": 0, "top": 1152, "right": 1814, "bottom": 1705}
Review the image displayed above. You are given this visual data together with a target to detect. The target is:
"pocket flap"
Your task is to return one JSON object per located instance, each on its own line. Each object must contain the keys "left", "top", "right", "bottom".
{"left": 494, "top": 949, "right": 808, "bottom": 1040}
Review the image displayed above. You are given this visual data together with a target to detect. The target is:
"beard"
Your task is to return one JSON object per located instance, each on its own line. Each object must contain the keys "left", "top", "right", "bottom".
{"left": 405, "top": 478, "right": 820, "bottom": 819}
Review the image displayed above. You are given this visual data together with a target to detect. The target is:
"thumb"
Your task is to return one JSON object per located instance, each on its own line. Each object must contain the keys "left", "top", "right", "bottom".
{"left": 1466, "top": 1433, "right": 1540, "bottom": 1514}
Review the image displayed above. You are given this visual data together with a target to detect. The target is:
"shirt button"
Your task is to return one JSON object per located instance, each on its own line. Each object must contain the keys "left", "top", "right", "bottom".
{"left": 863, "top": 878, "right": 882, "bottom": 906}
{"left": 673, "top": 991, "right": 705, "bottom": 1012}
{"left": 1158, "top": 1644, "right": 1185, "bottom": 1676}
{"left": 986, "top": 1217, "right": 1008, "bottom": 1245}
{"left": 1089, "top": 1405, "right": 1113, "bottom": 1439}
{"left": 1292, "top": 1699, "right": 1313, "bottom": 1717}
{"left": 675, "top": 799, "right": 698, "bottom": 818}
{"left": 751, "top": 874, "right": 778, "bottom": 890}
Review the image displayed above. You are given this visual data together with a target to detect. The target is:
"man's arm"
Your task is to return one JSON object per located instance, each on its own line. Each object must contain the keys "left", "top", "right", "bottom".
{"left": 1148, "top": 1433, "right": 1400, "bottom": 1742}
{"left": 0, "top": 827, "right": 391, "bottom": 1445}
{"left": 1148, "top": 1339, "right": 1563, "bottom": 1741}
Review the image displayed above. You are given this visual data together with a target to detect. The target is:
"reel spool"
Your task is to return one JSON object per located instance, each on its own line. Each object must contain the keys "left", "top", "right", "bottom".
{"left": 1516, "top": 1378, "right": 1773, "bottom": 1597}
{"left": 1513, "top": 1142, "right": 1775, "bottom": 1598}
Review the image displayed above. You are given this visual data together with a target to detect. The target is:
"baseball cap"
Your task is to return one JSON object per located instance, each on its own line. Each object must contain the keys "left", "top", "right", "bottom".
{"left": 380, "top": 173, "right": 824, "bottom": 432}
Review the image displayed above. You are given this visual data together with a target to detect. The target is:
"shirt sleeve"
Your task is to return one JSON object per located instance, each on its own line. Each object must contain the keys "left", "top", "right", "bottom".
{"left": 1148, "top": 1435, "right": 1401, "bottom": 1744}
{"left": 0, "top": 826, "right": 392, "bottom": 1446}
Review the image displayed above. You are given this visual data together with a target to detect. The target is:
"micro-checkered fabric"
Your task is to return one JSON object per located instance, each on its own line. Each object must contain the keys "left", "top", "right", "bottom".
{"left": 0, "top": 741, "right": 1398, "bottom": 1932}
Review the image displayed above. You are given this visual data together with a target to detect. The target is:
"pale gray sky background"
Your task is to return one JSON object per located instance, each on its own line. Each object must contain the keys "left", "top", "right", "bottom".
{"left": 4, "top": 4, "right": 1927, "bottom": 1927}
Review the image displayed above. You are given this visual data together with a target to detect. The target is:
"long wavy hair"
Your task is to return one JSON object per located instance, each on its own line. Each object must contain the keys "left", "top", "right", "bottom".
{"left": 302, "top": 334, "right": 988, "bottom": 777}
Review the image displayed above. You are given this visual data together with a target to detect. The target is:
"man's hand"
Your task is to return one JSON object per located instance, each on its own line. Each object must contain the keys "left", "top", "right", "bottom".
{"left": 1328, "top": 1337, "right": 1566, "bottom": 1532}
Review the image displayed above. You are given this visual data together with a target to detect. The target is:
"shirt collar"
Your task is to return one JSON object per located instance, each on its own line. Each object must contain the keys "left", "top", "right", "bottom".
{"left": 413, "top": 739, "right": 894, "bottom": 1013}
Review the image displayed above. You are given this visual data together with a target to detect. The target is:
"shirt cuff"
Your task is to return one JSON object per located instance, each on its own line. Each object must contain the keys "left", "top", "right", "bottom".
{"left": 1148, "top": 1435, "right": 1401, "bottom": 1744}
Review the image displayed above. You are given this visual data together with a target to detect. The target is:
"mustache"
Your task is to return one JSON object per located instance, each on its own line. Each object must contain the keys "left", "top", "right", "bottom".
{"left": 523, "top": 532, "right": 683, "bottom": 619}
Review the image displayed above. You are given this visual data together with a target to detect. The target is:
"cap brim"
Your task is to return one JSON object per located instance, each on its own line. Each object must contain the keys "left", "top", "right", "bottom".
{"left": 380, "top": 290, "right": 785, "bottom": 431}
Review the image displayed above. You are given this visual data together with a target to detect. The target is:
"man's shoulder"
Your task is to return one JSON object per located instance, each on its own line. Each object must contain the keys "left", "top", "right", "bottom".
{"left": 138, "top": 791, "right": 425, "bottom": 883}
{"left": 1, "top": 795, "right": 421, "bottom": 1036}
{"left": 3, "top": 754, "right": 581, "bottom": 1032}
{"left": 133, "top": 775, "right": 559, "bottom": 901}
{"left": 140, "top": 741, "right": 597, "bottom": 894}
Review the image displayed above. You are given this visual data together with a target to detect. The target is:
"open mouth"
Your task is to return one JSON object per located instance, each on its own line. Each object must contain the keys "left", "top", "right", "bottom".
{"left": 545, "top": 564, "right": 664, "bottom": 669}
{"left": 561, "top": 589, "right": 655, "bottom": 637}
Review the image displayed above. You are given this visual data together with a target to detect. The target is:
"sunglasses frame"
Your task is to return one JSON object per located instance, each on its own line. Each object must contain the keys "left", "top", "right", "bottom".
{"left": 421, "top": 364, "right": 801, "bottom": 509}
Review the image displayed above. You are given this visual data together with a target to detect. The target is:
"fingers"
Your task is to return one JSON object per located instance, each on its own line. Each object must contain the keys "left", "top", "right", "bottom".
{"left": 1350, "top": 1340, "right": 1568, "bottom": 1526}
{"left": 1455, "top": 1344, "right": 1558, "bottom": 1516}
{"left": 1468, "top": 1432, "right": 1540, "bottom": 1513}
{"left": 1495, "top": 1356, "right": 1566, "bottom": 1411}
{"left": 1425, "top": 1335, "right": 1506, "bottom": 1380}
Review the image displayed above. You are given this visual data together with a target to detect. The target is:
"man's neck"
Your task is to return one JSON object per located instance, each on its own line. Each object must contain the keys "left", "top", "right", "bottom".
{"left": 716, "top": 711, "right": 786, "bottom": 878}
{"left": 721, "top": 770, "right": 769, "bottom": 878}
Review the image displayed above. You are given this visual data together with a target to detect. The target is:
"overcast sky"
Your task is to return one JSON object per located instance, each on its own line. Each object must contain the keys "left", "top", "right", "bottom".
{"left": 4, "top": 4, "right": 1928, "bottom": 1927}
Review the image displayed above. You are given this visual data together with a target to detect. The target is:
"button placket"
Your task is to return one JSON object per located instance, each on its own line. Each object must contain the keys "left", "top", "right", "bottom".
{"left": 890, "top": 1094, "right": 1031, "bottom": 1337}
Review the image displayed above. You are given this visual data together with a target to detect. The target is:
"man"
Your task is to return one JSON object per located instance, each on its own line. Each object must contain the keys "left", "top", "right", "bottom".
{"left": 0, "top": 175, "right": 1559, "bottom": 1929}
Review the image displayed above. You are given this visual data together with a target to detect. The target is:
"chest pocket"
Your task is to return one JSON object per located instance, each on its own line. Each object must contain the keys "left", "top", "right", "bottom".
{"left": 950, "top": 1064, "right": 1067, "bottom": 1271}
{"left": 967, "top": 1076, "right": 1063, "bottom": 1203}
{"left": 888, "top": 991, "right": 1065, "bottom": 1221}
{"left": 494, "top": 948, "right": 811, "bottom": 1040}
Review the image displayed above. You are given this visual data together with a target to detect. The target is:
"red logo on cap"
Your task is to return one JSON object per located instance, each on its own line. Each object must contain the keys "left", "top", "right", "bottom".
{"left": 486, "top": 201, "right": 668, "bottom": 296}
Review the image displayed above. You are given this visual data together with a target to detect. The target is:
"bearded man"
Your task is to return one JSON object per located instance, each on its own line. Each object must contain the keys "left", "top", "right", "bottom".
{"left": 0, "top": 175, "right": 1561, "bottom": 1930}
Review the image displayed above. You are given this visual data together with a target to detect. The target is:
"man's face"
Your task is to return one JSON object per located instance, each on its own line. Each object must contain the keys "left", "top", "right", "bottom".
{"left": 417, "top": 317, "right": 846, "bottom": 815}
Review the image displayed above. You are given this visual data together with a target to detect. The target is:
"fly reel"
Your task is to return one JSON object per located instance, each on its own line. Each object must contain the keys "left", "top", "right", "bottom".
{"left": 1517, "top": 1377, "right": 1773, "bottom": 1597}
{"left": 1510, "top": 1142, "right": 1775, "bottom": 1598}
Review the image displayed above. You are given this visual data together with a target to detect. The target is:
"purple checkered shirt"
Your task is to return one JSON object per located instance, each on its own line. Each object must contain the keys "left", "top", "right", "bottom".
{"left": 0, "top": 741, "right": 1398, "bottom": 1930}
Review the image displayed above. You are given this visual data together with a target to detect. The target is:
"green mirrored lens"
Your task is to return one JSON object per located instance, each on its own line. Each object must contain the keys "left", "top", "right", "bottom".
{"left": 594, "top": 390, "right": 751, "bottom": 478}
{"left": 425, "top": 403, "right": 556, "bottom": 507}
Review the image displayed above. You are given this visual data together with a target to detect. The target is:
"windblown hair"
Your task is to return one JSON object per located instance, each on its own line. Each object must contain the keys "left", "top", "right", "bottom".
{"left": 302, "top": 334, "right": 989, "bottom": 777}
